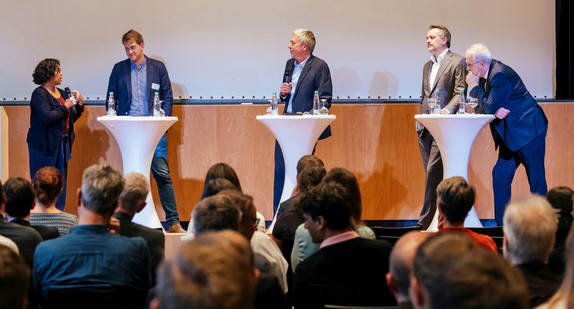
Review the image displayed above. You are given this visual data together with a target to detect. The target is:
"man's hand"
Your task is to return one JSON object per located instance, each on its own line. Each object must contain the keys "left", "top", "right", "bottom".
{"left": 280, "top": 82, "right": 292, "bottom": 96}
{"left": 495, "top": 107, "right": 510, "bottom": 119}
{"left": 466, "top": 71, "right": 480, "bottom": 89}
{"left": 108, "top": 217, "right": 120, "bottom": 234}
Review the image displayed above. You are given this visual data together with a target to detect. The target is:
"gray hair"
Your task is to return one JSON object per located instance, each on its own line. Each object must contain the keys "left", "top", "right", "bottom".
{"left": 118, "top": 172, "right": 149, "bottom": 213}
{"left": 293, "top": 29, "right": 316, "bottom": 53}
{"left": 81, "top": 165, "right": 125, "bottom": 216}
{"left": 466, "top": 43, "right": 492, "bottom": 64}
{"left": 503, "top": 195, "right": 559, "bottom": 265}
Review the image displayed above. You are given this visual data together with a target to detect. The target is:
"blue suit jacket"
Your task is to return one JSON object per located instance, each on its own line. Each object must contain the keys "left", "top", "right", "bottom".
{"left": 280, "top": 55, "right": 333, "bottom": 139}
{"left": 470, "top": 60, "right": 548, "bottom": 151}
{"left": 106, "top": 56, "right": 173, "bottom": 158}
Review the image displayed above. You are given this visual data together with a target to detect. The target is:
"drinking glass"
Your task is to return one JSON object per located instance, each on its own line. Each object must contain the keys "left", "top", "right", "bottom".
{"left": 468, "top": 97, "right": 478, "bottom": 114}
{"left": 319, "top": 99, "right": 329, "bottom": 115}
{"left": 427, "top": 98, "right": 436, "bottom": 114}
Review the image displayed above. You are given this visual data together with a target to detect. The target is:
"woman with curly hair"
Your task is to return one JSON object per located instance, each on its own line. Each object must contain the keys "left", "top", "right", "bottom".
{"left": 28, "top": 58, "right": 84, "bottom": 211}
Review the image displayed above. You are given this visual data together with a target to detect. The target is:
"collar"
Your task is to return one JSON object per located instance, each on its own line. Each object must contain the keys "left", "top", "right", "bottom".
{"left": 320, "top": 230, "right": 360, "bottom": 249}
{"left": 10, "top": 218, "right": 31, "bottom": 226}
{"left": 130, "top": 58, "right": 147, "bottom": 70}
{"left": 295, "top": 55, "right": 311, "bottom": 67}
{"left": 70, "top": 224, "right": 110, "bottom": 234}
{"left": 430, "top": 49, "right": 449, "bottom": 65}
{"left": 112, "top": 212, "right": 133, "bottom": 221}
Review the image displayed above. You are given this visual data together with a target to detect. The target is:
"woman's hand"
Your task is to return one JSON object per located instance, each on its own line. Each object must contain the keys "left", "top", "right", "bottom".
{"left": 72, "top": 90, "right": 84, "bottom": 106}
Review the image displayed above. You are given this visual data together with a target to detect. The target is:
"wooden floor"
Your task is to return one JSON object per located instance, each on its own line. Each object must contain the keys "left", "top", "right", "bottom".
{"left": 2, "top": 102, "right": 573, "bottom": 222}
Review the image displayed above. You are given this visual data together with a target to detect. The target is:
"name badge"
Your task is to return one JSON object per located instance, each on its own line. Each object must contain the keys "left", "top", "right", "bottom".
{"left": 151, "top": 83, "right": 160, "bottom": 91}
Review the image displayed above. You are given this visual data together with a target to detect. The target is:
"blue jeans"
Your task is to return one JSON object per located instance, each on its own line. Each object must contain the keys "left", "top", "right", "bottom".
{"left": 151, "top": 156, "right": 180, "bottom": 225}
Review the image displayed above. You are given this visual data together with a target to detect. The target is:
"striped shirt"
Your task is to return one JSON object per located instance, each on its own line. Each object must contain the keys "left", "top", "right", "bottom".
{"left": 30, "top": 213, "right": 78, "bottom": 236}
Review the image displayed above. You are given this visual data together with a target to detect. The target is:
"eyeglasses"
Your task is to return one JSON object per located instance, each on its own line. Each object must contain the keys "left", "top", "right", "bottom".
{"left": 253, "top": 218, "right": 261, "bottom": 227}
{"left": 466, "top": 61, "right": 481, "bottom": 67}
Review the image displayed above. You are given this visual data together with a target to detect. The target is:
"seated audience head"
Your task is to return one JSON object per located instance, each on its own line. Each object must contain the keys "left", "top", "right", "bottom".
{"left": 323, "top": 167, "right": 363, "bottom": 225}
{"left": 436, "top": 176, "right": 475, "bottom": 226}
{"left": 410, "top": 232, "right": 528, "bottom": 309}
{"left": 152, "top": 230, "right": 256, "bottom": 309}
{"left": 218, "top": 190, "right": 258, "bottom": 240}
{"left": 32, "top": 167, "right": 63, "bottom": 208}
{"left": 200, "top": 178, "right": 239, "bottom": 200}
{"left": 4, "top": 177, "right": 35, "bottom": 220}
{"left": 503, "top": 195, "right": 558, "bottom": 265}
{"left": 544, "top": 225, "right": 574, "bottom": 307}
{"left": 192, "top": 194, "right": 241, "bottom": 235}
{"left": 386, "top": 231, "right": 430, "bottom": 306}
{"left": 203, "top": 163, "right": 242, "bottom": 192}
{"left": 117, "top": 172, "right": 149, "bottom": 216}
{"left": 294, "top": 155, "right": 326, "bottom": 200}
{"left": 546, "top": 186, "right": 574, "bottom": 237}
{"left": 0, "top": 244, "right": 30, "bottom": 309}
{"left": 78, "top": 165, "right": 125, "bottom": 218}
{"left": 299, "top": 182, "right": 353, "bottom": 244}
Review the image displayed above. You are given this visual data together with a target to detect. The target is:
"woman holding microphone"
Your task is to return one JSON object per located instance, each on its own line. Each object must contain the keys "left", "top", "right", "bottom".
{"left": 28, "top": 58, "right": 84, "bottom": 211}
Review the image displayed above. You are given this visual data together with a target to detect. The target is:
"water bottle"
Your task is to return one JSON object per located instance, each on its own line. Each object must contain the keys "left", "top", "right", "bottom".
{"left": 153, "top": 92, "right": 165, "bottom": 117}
{"left": 107, "top": 92, "right": 116, "bottom": 116}
{"left": 313, "top": 91, "right": 320, "bottom": 115}
{"left": 458, "top": 90, "right": 466, "bottom": 114}
{"left": 271, "top": 92, "right": 278, "bottom": 115}
{"left": 433, "top": 90, "right": 441, "bottom": 114}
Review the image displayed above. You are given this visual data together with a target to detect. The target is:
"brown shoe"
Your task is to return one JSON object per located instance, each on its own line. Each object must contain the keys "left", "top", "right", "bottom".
{"left": 168, "top": 223, "right": 186, "bottom": 233}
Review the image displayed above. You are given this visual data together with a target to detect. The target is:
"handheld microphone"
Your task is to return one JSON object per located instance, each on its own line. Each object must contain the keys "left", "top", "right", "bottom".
{"left": 283, "top": 72, "right": 292, "bottom": 83}
{"left": 64, "top": 87, "right": 76, "bottom": 113}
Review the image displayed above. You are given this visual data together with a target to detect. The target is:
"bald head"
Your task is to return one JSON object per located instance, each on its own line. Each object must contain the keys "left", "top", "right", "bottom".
{"left": 387, "top": 231, "right": 430, "bottom": 301}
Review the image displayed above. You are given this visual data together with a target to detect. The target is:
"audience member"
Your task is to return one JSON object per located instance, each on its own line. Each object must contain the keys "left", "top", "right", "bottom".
{"left": 30, "top": 167, "right": 78, "bottom": 236}
{"left": 410, "top": 232, "right": 528, "bottom": 309}
{"left": 292, "top": 167, "right": 376, "bottom": 271}
{"left": 503, "top": 195, "right": 561, "bottom": 307}
{"left": 436, "top": 176, "right": 497, "bottom": 252}
{"left": 200, "top": 178, "right": 238, "bottom": 200}
{"left": 33, "top": 165, "right": 150, "bottom": 304}
{"left": 4, "top": 177, "right": 59, "bottom": 240}
{"left": 537, "top": 226, "right": 574, "bottom": 308}
{"left": 151, "top": 230, "right": 257, "bottom": 309}
{"left": 546, "top": 186, "right": 574, "bottom": 248}
{"left": 0, "top": 180, "right": 42, "bottom": 267}
{"left": 273, "top": 155, "right": 326, "bottom": 265}
{"left": 0, "top": 244, "right": 30, "bottom": 309}
{"left": 203, "top": 162, "right": 243, "bottom": 192}
{"left": 113, "top": 172, "right": 165, "bottom": 286}
{"left": 191, "top": 193, "right": 289, "bottom": 309}
{"left": 294, "top": 182, "right": 394, "bottom": 307}
{"left": 386, "top": 231, "right": 430, "bottom": 309}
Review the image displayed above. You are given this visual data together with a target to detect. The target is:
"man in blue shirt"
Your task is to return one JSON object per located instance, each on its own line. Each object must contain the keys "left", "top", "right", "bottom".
{"left": 106, "top": 29, "right": 184, "bottom": 232}
{"left": 33, "top": 165, "right": 150, "bottom": 304}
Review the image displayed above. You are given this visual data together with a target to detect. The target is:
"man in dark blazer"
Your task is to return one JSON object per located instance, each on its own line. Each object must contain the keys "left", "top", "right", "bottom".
{"left": 274, "top": 29, "right": 333, "bottom": 214}
{"left": 294, "top": 182, "right": 394, "bottom": 308}
{"left": 106, "top": 29, "right": 184, "bottom": 233}
{"left": 416, "top": 25, "right": 467, "bottom": 229}
{"left": 113, "top": 172, "right": 165, "bottom": 285}
{"left": 466, "top": 43, "right": 548, "bottom": 225}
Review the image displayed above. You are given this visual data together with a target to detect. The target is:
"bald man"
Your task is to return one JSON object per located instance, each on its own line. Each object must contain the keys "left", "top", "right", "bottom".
{"left": 386, "top": 232, "right": 430, "bottom": 309}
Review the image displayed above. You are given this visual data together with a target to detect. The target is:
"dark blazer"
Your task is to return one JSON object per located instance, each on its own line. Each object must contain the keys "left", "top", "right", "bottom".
{"left": 27, "top": 87, "right": 84, "bottom": 156}
{"left": 294, "top": 237, "right": 395, "bottom": 308}
{"left": 0, "top": 219, "right": 42, "bottom": 267}
{"left": 112, "top": 212, "right": 165, "bottom": 285}
{"left": 11, "top": 218, "right": 59, "bottom": 241}
{"left": 417, "top": 50, "right": 466, "bottom": 133}
{"left": 470, "top": 60, "right": 548, "bottom": 151}
{"left": 106, "top": 56, "right": 173, "bottom": 117}
{"left": 280, "top": 55, "right": 333, "bottom": 139}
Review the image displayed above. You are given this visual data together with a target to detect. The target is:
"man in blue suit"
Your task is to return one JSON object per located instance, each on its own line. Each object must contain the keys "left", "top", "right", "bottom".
{"left": 106, "top": 29, "right": 184, "bottom": 233}
{"left": 465, "top": 43, "right": 548, "bottom": 226}
{"left": 274, "top": 29, "right": 333, "bottom": 214}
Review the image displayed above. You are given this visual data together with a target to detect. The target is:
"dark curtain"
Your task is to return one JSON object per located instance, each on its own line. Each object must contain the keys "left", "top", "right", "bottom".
{"left": 556, "top": 0, "right": 574, "bottom": 99}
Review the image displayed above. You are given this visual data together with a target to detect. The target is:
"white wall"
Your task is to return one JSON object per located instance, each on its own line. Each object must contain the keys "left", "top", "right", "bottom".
{"left": 0, "top": 0, "right": 555, "bottom": 100}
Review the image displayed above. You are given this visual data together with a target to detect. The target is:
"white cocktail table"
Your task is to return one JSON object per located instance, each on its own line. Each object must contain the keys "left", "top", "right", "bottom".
{"left": 98, "top": 116, "right": 178, "bottom": 228}
{"left": 257, "top": 114, "right": 336, "bottom": 230}
{"left": 415, "top": 114, "right": 495, "bottom": 231}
